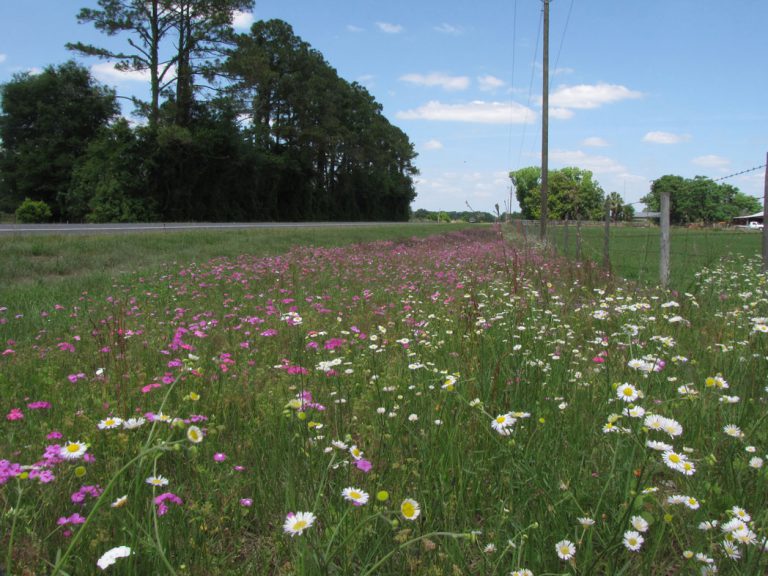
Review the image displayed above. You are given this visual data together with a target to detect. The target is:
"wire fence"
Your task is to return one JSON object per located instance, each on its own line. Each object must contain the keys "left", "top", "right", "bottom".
{"left": 505, "top": 219, "right": 762, "bottom": 291}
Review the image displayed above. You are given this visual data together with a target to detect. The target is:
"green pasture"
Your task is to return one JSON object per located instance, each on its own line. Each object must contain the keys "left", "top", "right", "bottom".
{"left": 533, "top": 223, "right": 762, "bottom": 290}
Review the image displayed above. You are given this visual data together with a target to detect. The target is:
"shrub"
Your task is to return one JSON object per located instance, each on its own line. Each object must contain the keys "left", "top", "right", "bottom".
{"left": 15, "top": 198, "right": 53, "bottom": 223}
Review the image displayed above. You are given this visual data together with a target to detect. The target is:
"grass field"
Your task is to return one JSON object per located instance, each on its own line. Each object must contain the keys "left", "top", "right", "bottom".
{"left": 516, "top": 222, "right": 763, "bottom": 290}
{"left": 2, "top": 224, "right": 768, "bottom": 575}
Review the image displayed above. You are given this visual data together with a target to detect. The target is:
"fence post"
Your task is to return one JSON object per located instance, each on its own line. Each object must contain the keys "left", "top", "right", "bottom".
{"left": 563, "top": 216, "right": 569, "bottom": 257}
{"left": 576, "top": 216, "right": 582, "bottom": 261}
{"left": 603, "top": 200, "right": 611, "bottom": 272}
{"left": 660, "top": 190, "right": 670, "bottom": 288}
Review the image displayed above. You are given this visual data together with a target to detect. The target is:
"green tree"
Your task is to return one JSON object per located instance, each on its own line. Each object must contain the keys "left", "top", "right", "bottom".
{"left": 226, "top": 20, "right": 417, "bottom": 221}
{"left": 69, "top": 0, "right": 253, "bottom": 128}
{"left": 510, "top": 166, "right": 605, "bottom": 220}
{"left": 641, "top": 175, "right": 759, "bottom": 225}
{"left": 66, "top": 119, "right": 158, "bottom": 222}
{"left": 0, "top": 61, "right": 118, "bottom": 218}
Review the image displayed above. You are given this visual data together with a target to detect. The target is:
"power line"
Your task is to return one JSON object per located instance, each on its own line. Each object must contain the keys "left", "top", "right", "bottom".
{"left": 713, "top": 163, "right": 766, "bottom": 182}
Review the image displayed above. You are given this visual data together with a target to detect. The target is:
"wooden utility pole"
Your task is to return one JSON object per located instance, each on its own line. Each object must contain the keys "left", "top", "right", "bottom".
{"left": 539, "top": 0, "right": 549, "bottom": 241}
{"left": 763, "top": 152, "right": 768, "bottom": 271}
{"left": 660, "top": 190, "right": 670, "bottom": 288}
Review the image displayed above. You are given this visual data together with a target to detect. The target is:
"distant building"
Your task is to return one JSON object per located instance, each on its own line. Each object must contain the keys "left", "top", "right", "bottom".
{"left": 634, "top": 211, "right": 661, "bottom": 221}
{"left": 732, "top": 211, "right": 764, "bottom": 225}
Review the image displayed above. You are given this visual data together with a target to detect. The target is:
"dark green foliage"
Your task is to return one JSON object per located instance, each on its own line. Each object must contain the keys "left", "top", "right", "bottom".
{"left": 3, "top": 11, "right": 418, "bottom": 223}
{"left": 14, "top": 198, "right": 53, "bottom": 223}
{"left": 510, "top": 166, "right": 607, "bottom": 220}
{"left": 0, "top": 61, "right": 118, "bottom": 218}
{"left": 641, "top": 174, "right": 760, "bottom": 225}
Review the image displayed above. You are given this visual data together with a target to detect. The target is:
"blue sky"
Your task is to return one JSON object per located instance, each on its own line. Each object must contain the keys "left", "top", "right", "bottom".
{"left": 1, "top": 0, "right": 767, "bottom": 213}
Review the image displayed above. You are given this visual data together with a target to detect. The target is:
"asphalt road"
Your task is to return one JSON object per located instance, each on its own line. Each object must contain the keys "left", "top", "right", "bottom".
{"left": 0, "top": 222, "right": 397, "bottom": 235}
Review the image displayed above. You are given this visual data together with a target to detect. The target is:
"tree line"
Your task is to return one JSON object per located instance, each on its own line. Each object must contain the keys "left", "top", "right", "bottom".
{"left": 510, "top": 166, "right": 635, "bottom": 222}
{"left": 510, "top": 167, "right": 759, "bottom": 224}
{"left": 0, "top": 2, "right": 418, "bottom": 223}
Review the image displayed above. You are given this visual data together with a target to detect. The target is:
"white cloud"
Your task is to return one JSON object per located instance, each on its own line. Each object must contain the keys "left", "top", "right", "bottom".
{"left": 553, "top": 66, "right": 574, "bottom": 76}
{"left": 347, "top": 24, "right": 364, "bottom": 33}
{"left": 91, "top": 62, "right": 152, "bottom": 83}
{"left": 414, "top": 170, "right": 512, "bottom": 211}
{"left": 549, "top": 83, "right": 642, "bottom": 110}
{"left": 0, "top": 54, "right": 7, "bottom": 64}
{"left": 423, "top": 139, "right": 444, "bottom": 150}
{"left": 692, "top": 154, "right": 730, "bottom": 169}
{"left": 477, "top": 75, "right": 505, "bottom": 91}
{"left": 434, "top": 23, "right": 462, "bottom": 35}
{"left": 550, "top": 149, "right": 626, "bottom": 174}
{"left": 642, "top": 131, "right": 691, "bottom": 144}
{"left": 231, "top": 10, "right": 254, "bottom": 30}
{"left": 376, "top": 21, "right": 403, "bottom": 34}
{"left": 400, "top": 72, "right": 470, "bottom": 91}
{"left": 396, "top": 100, "right": 536, "bottom": 124}
{"left": 582, "top": 136, "right": 609, "bottom": 147}
{"left": 549, "top": 107, "right": 574, "bottom": 120}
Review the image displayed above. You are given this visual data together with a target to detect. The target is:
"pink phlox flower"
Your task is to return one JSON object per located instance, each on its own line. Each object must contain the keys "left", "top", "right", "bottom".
{"left": 354, "top": 459, "right": 373, "bottom": 473}
{"left": 57, "top": 513, "right": 86, "bottom": 526}
{"left": 260, "top": 329, "right": 278, "bottom": 337}
{"left": 0, "top": 460, "right": 22, "bottom": 484}
{"left": 324, "top": 338, "right": 346, "bottom": 351}
{"left": 67, "top": 373, "right": 86, "bottom": 383}
{"left": 57, "top": 342, "right": 76, "bottom": 353}
{"left": 213, "top": 453, "right": 227, "bottom": 462}
{"left": 27, "top": 401, "right": 51, "bottom": 410}
{"left": 297, "top": 390, "right": 326, "bottom": 411}
{"left": 154, "top": 492, "right": 183, "bottom": 516}
{"left": 2, "top": 349, "right": 14, "bottom": 356}
{"left": 47, "top": 430, "right": 63, "bottom": 439}
{"left": 71, "top": 484, "right": 103, "bottom": 504}
{"left": 6, "top": 408, "right": 24, "bottom": 421}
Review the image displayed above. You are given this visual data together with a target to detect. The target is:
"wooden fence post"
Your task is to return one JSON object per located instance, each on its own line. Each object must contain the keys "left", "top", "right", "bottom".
{"left": 660, "top": 190, "right": 670, "bottom": 288}
{"left": 603, "top": 201, "right": 611, "bottom": 272}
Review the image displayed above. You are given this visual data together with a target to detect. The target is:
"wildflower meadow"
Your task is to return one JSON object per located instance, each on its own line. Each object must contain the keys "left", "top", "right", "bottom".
{"left": 2, "top": 226, "right": 768, "bottom": 575}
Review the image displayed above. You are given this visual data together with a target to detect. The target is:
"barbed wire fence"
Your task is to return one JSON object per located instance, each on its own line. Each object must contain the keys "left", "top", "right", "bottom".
{"left": 505, "top": 156, "right": 768, "bottom": 289}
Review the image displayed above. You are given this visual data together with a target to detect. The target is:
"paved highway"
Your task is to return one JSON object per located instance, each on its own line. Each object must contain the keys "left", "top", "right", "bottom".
{"left": 0, "top": 222, "right": 398, "bottom": 235}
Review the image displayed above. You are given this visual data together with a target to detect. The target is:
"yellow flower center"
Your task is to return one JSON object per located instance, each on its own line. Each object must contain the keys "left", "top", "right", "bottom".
{"left": 669, "top": 454, "right": 680, "bottom": 463}
{"left": 293, "top": 520, "right": 307, "bottom": 531}
{"left": 402, "top": 502, "right": 415, "bottom": 517}
{"left": 66, "top": 444, "right": 80, "bottom": 453}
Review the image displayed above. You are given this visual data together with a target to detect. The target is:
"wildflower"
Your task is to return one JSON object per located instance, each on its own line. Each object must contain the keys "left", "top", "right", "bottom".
{"left": 341, "top": 487, "right": 370, "bottom": 506}
{"left": 122, "top": 417, "right": 146, "bottom": 430}
{"left": 723, "top": 424, "right": 744, "bottom": 439}
{"left": 749, "top": 456, "right": 763, "bottom": 469}
{"left": 623, "top": 530, "right": 644, "bottom": 552}
{"left": 400, "top": 498, "right": 421, "bottom": 521}
{"left": 97, "top": 417, "right": 123, "bottom": 430}
{"left": 555, "top": 539, "right": 576, "bottom": 561}
{"left": 510, "top": 570, "right": 533, "bottom": 576}
{"left": 6, "top": 408, "right": 24, "bottom": 421}
{"left": 283, "top": 511, "right": 316, "bottom": 537}
{"left": 731, "top": 506, "right": 751, "bottom": 522}
{"left": 630, "top": 515, "right": 649, "bottom": 533}
{"left": 578, "top": 517, "right": 595, "bottom": 527}
{"left": 354, "top": 459, "right": 373, "bottom": 473}
{"left": 213, "top": 452, "right": 227, "bottom": 462}
{"left": 616, "top": 383, "right": 640, "bottom": 402}
{"left": 186, "top": 425, "right": 204, "bottom": 444}
{"left": 662, "top": 450, "right": 687, "bottom": 471}
{"left": 111, "top": 495, "right": 128, "bottom": 508}
{"left": 60, "top": 441, "right": 89, "bottom": 460}
{"left": 96, "top": 545, "right": 132, "bottom": 570}
{"left": 154, "top": 492, "right": 183, "bottom": 516}
{"left": 146, "top": 475, "right": 169, "bottom": 487}
{"left": 408, "top": 413, "right": 419, "bottom": 422}
{"left": 376, "top": 490, "right": 389, "bottom": 502}
{"left": 721, "top": 540, "right": 741, "bottom": 560}
{"left": 491, "top": 413, "right": 516, "bottom": 435}
{"left": 705, "top": 375, "right": 729, "bottom": 389}
{"left": 646, "top": 440, "right": 673, "bottom": 452}
{"left": 349, "top": 445, "right": 364, "bottom": 460}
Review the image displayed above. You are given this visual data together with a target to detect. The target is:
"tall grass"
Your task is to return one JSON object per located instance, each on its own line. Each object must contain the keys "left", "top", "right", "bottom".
{"left": 1, "top": 225, "right": 767, "bottom": 574}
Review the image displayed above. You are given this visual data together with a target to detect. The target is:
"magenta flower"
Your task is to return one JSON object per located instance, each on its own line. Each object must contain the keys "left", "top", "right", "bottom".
{"left": 354, "top": 459, "right": 373, "bottom": 473}
{"left": 240, "top": 498, "right": 253, "bottom": 507}
{"left": 6, "top": 408, "right": 24, "bottom": 421}
{"left": 27, "top": 401, "right": 51, "bottom": 410}
{"left": 154, "top": 492, "right": 183, "bottom": 516}
{"left": 213, "top": 453, "right": 227, "bottom": 462}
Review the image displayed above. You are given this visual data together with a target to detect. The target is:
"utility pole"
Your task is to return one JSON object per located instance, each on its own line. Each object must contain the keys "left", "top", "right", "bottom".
{"left": 540, "top": 0, "right": 550, "bottom": 241}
